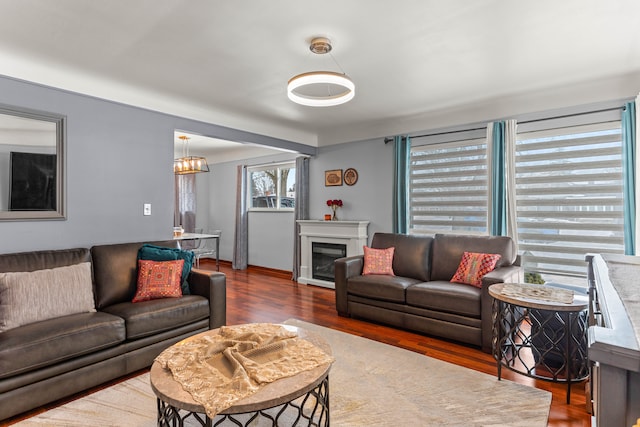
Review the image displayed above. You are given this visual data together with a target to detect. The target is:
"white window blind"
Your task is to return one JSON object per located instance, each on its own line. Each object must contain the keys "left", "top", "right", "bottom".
{"left": 410, "top": 137, "right": 488, "bottom": 235}
{"left": 515, "top": 121, "right": 624, "bottom": 278}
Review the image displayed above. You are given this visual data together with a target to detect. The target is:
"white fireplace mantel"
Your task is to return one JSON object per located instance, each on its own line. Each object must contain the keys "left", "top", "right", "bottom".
{"left": 297, "top": 220, "right": 369, "bottom": 288}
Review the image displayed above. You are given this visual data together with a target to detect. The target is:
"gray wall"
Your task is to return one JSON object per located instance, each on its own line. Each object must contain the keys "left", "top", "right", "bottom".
{"left": 310, "top": 139, "right": 393, "bottom": 240}
{"left": 199, "top": 139, "right": 394, "bottom": 271}
{"left": 4, "top": 73, "right": 628, "bottom": 271}
{"left": 0, "top": 75, "right": 313, "bottom": 254}
{"left": 206, "top": 153, "right": 301, "bottom": 271}
{"left": 0, "top": 67, "right": 398, "bottom": 269}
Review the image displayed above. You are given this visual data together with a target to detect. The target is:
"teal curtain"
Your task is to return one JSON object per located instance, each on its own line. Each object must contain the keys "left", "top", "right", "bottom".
{"left": 622, "top": 101, "right": 636, "bottom": 255}
{"left": 490, "top": 121, "right": 507, "bottom": 236}
{"left": 393, "top": 135, "right": 410, "bottom": 234}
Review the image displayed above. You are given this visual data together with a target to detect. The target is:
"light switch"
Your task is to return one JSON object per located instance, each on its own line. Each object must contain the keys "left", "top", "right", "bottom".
{"left": 143, "top": 203, "right": 152, "bottom": 216}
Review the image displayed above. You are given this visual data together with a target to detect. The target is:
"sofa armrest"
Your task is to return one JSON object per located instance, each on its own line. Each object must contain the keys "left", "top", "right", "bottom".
{"left": 334, "top": 255, "right": 364, "bottom": 316}
{"left": 481, "top": 264, "right": 523, "bottom": 287}
{"left": 480, "top": 265, "right": 523, "bottom": 352}
{"left": 188, "top": 268, "right": 226, "bottom": 329}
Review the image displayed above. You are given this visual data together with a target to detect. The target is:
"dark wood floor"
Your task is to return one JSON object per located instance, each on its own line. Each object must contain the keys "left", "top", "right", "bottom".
{"left": 3, "top": 260, "right": 591, "bottom": 426}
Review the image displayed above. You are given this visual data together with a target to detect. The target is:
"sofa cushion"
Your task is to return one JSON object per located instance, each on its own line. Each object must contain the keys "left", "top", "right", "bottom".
{"left": 430, "top": 234, "right": 516, "bottom": 281}
{"left": 371, "top": 233, "right": 433, "bottom": 281}
{"left": 101, "top": 295, "right": 209, "bottom": 340}
{"left": 0, "top": 262, "right": 96, "bottom": 332}
{"left": 91, "top": 240, "right": 178, "bottom": 309}
{"left": 450, "top": 252, "right": 501, "bottom": 288}
{"left": 347, "top": 275, "right": 422, "bottom": 303}
{"left": 0, "top": 311, "right": 125, "bottom": 379}
{"left": 137, "top": 244, "right": 194, "bottom": 295}
{"left": 406, "top": 281, "right": 482, "bottom": 318}
{"left": 363, "top": 246, "right": 395, "bottom": 276}
{"left": 0, "top": 248, "right": 91, "bottom": 274}
{"left": 132, "top": 259, "right": 184, "bottom": 303}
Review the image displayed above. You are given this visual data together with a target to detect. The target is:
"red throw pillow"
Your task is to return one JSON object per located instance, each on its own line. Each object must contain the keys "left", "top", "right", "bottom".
{"left": 362, "top": 246, "right": 395, "bottom": 276}
{"left": 133, "top": 259, "right": 184, "bottom": 303}
{"left": 450, "top": 252, "right": 501, "bottom": 288}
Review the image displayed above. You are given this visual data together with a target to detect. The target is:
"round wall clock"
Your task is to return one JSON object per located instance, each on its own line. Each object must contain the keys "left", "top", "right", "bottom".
{"left": 344, "top": 168, "right": 358, "bottom": 186}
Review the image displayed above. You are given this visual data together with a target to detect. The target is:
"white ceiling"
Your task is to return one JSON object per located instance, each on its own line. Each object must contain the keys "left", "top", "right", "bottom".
{"left": 1, "top": 0, "right": 639, "bottom": 151}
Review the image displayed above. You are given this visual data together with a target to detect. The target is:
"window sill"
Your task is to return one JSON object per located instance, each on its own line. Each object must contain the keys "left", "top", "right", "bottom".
{"left": 248, "top": 208, "right": 295, "bottom": 213}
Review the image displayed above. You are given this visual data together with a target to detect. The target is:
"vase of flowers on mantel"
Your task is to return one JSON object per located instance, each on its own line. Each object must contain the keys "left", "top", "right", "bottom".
{"left": 327, "top": 199, "right": 343, "bottom": 221}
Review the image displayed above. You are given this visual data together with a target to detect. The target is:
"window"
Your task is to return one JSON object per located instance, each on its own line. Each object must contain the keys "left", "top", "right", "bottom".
{"left": 515, "top": 121, "right": 624, "bottom": 279}
{"left": 248, "top": 162, "right": 296, "bottom": 209}
{"left": 410, "top": 136, "right": 488, "bottom": 235}
{"left": 405, "top": 104, "right": 628, "bottom": 283}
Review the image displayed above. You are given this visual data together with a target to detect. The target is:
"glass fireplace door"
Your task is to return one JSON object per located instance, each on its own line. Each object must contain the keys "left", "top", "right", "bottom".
{"left": 312, "top": 242, "right": 347, "bottom": 282}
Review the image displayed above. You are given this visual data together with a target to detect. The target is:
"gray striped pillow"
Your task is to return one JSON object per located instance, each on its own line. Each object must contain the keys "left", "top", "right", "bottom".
{"left": 0, "top": 262, "right": 96, "bottom": 332}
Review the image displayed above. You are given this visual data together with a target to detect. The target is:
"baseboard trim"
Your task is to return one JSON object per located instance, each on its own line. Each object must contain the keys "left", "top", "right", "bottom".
{"left": 246, "top": 264, "right": 293, "bottom": 280}
{"left": 199, "top": 259, "right": 293, "bottom": 280}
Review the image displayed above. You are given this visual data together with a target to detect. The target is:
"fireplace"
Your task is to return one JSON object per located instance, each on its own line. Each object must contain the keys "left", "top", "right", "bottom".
{"left": 312, "top": 242, "right": 347, "bottom": 281}
{"left": 297, "top": 220, "right": 369, "bottom": 288}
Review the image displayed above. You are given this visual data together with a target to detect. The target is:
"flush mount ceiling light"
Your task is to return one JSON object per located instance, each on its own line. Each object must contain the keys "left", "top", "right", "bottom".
{"left": 174, "top": 135, "right": 210, "bottom": 174}
{"left": 287, "top": 37, "right": 355, "bottom": 107}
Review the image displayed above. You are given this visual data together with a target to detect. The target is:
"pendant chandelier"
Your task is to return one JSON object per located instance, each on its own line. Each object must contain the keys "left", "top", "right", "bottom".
{"left": 174, "top": 135, "right": 209, "bottom": 174}
{"left": 287, "top": 37, "right": 355, "bottom": 107}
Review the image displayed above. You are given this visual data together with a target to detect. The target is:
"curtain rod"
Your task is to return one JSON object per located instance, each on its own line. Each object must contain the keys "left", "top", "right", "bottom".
{"left": 384, "top": 127, "right": 485, "bottom": 144}
{"left": 383, "top": 105, "right": 626, "bottom": 144}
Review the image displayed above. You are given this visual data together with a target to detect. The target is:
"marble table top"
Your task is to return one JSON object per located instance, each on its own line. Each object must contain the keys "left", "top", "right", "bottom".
{"left": 489, "top": 282, "right": 588, "bottom": 312}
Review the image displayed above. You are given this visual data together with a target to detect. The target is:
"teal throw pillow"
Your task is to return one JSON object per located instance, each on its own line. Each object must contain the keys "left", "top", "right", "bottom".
{"left": 137, "top": 244, "right": 194, "bottom": 295}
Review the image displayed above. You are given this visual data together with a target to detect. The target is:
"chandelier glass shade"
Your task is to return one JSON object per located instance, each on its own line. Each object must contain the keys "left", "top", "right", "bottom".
{"left": 174, "top": 136, "right": 209, "bottom": 174}
{"left": 287, "top": 37, "right": 355, "bottom": 107}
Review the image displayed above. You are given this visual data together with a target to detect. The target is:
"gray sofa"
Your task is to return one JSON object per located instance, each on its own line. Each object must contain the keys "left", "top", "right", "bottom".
{"left": 0, "top": 240, "right": 226, "bottom": 421}
{"left": 335, "top": 233, "right": 522, "bottom": 352}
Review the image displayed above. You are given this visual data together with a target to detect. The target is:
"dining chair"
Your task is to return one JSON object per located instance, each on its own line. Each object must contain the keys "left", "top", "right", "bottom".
{"left": 179, "top": 227, "right": 201, "bottom": 251}
{"left": 192, "top": 229, "right": 221, "bottom": 268}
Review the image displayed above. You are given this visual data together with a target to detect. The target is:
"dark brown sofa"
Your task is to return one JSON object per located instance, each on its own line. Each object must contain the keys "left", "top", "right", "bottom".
{"left": 335, "top": 233, "right": 522, "bottom": 352}
{"left": 0, "top": 240, "right": 226, "bottom": 421}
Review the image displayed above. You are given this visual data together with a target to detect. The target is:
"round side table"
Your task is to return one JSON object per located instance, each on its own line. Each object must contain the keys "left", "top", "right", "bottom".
{"left": 489, "top": 282, "right": 589, "bottom": 404}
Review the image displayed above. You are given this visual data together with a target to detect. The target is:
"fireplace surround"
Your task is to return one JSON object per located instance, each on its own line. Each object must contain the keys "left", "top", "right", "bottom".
{"left": 297, "top": 220, "right": 369, "bottom": 288}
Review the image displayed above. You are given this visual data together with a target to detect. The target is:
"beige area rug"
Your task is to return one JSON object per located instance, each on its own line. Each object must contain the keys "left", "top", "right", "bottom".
{"left": 15, "top": 319, "right": 551, "bottom": 426}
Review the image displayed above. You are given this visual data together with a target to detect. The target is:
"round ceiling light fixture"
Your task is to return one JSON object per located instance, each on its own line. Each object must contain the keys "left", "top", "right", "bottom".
{"left": 287, "top": 37, "right": 355, "bottom": 107}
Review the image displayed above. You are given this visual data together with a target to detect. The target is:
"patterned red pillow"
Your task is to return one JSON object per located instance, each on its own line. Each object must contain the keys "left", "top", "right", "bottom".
{"left": 132, "top": 259, "right": 184, "bottom": 303}
{"left": 362, "top": 246, "right": 395, "bottom": 276}
{"left": 450, "top": 252, "right": 501, "bottom": 288}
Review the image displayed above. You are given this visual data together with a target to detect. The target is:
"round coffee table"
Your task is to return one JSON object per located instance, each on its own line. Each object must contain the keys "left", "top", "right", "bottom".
{"left": 150, "top": 324, "right": 332, "bottom": 427}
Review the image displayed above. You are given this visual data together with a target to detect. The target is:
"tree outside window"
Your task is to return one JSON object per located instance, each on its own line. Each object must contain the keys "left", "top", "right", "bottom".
{"left": 248, "top": 163, "right": 296, "bottom": 209}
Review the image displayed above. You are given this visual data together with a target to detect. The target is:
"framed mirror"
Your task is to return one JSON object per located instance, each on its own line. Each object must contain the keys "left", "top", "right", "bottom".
{"left": 0, "top": 105, "right": 65, "bottom": 220}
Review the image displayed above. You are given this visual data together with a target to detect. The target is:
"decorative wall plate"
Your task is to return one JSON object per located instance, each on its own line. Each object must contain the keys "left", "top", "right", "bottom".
{"left": 344, "top": 168, "right": 358, "bottom": 186}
